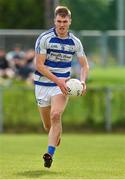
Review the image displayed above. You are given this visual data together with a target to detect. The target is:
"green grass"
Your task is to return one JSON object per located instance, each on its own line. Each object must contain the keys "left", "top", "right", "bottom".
{"left": 0, "top": 134, "right": 125, "bottom": 179}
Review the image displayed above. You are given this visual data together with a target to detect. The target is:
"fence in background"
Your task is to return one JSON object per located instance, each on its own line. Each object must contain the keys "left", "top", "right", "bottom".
{"left": 0, "top": 29, "right": 125, "bottom": 66}
{"left": 0, "top": 86, "right": 125, "bottom": 133}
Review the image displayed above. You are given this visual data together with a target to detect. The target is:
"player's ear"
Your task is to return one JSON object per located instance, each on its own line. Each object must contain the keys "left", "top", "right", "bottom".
{"left": 69, "top": 18, "right": 72, "bottom": 25}
{"left": 54, "top": 18, "right": 56, "bottom": 25}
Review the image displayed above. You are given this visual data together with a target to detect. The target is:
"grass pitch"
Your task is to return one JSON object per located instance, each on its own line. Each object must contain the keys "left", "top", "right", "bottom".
{"left": 0, "top": 134, "right": 125, "bottom": 179}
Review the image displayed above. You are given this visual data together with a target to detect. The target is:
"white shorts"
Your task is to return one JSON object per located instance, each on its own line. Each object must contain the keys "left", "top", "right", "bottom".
{"left": 35, "top": 85, "right": 63, "bottom": 107}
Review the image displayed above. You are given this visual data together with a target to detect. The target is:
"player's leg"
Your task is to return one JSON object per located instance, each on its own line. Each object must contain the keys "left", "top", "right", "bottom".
{"left": 39, "top": 105, "right": 55, "bottom": 168}
{"left": 35, "top": 85, "right": 52, "bottom": 132}
{"left": 38, "top": 106, "right": 51, "bottom": 132}
{"left": 35, "top": 85, "right": 53, "bottom": 168}
{"left": 43, "top": 94, "right": 68, "bottom": 168}
{"left": 48, "top": 94, "right": 68, "bottom": 152}
{"left": 38, "top": 105, "right": 62, "bottom": 145}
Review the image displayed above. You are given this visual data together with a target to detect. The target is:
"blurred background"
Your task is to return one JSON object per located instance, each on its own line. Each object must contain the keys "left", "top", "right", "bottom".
{"left": 0, "top": 0, "right": 125, "bottom": 133}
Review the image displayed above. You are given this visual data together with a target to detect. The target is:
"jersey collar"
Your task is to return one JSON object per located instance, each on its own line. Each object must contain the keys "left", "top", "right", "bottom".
{"left": 53, "top": 27, "right": 70, "bottom": 38}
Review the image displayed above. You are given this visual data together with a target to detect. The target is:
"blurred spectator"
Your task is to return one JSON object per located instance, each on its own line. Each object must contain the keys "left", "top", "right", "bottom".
{"left": 12, "top": 49, "right": 35, "bottom": 84}
{"left": 6, "top": 44, "right": 25, "bottom": 69}
{"left": 24, "top": 49, "right": 35, "bottom": 71}
{"left": 0, "top": 45, "right": 35, "bottom": 85}
{"left": 23, "top": 49, "right": 35, "bottom": 84}
{"left": 12, "top": 54, "right": 26, "bottom": 77}
{"left": 0, "top": 48, "right": 15, "bottom": 79}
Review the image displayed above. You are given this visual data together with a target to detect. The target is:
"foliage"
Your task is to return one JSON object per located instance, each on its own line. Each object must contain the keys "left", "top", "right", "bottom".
{"left": 60, "top": 0, "right": 116, "bottom": 30}
{"left": 0, "top": 0, "right": 45, "bottom": 29}
{"left": 89, "top": 67, "right": 125, "bottom": 86}
{"left": 0, "top": 0, "right": 117, "bottom": 30}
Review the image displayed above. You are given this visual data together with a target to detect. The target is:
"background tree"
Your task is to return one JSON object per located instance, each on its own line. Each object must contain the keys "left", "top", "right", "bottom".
{"left": 60, "top": 0, "right": 116, "bottom": 30}
{"left": 0, "top": 0, "right": 45, "bottom": 29}
{"left": 0, "top": 0, "right": 117, "bottom": 30}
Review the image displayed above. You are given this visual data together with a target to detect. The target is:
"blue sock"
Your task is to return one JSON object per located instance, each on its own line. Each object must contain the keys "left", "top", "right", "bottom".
{"left": 48, "top": 146, "right": 56, "bottom": 156}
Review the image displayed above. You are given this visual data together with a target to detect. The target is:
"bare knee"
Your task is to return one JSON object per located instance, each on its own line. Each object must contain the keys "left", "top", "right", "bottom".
{"left": 50, "top": 110, "right": 62, "bottom": 123}
{"left": 50, "top": 110, "right": 62, "bottom": 135}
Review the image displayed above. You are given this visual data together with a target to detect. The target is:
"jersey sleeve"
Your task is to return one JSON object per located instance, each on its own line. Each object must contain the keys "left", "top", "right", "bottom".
{"left": 35, "top": 35, "right": 47, "bottom": 54}
{"left": 75, "top": 39, "right": 85, "bottom": 57}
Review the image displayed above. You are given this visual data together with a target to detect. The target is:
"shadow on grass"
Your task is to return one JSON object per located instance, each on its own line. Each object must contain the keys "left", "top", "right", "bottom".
{"left": 16, "top": 169, "right": 62, "bottom": 178}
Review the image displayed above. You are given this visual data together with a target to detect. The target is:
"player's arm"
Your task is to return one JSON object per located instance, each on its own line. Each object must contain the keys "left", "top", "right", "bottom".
{"left": 78, "top": 55, "right": 89, "bottom": 83}
{"left": 75, "top": 38, "right": 89, "bottom": 94}
{"left": 35, "top": 53, "right": 68, "bottom": 95}
{"left": 78, "top": 55, "right": 89, "bottom": 94}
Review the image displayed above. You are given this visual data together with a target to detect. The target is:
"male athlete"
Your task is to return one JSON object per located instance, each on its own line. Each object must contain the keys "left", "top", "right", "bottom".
{"left": 34, "top": 6, "right": 89, "bottom": 168}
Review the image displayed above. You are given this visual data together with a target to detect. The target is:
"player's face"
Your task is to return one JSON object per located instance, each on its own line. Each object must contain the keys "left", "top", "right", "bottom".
{"left": 54, "top": 15, "right": 71, "bottom": 37}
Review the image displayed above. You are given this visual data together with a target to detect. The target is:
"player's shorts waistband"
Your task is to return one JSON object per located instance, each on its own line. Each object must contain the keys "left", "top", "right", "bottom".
{"left": 34, "top": 81, "right": 57, "bottom": 86}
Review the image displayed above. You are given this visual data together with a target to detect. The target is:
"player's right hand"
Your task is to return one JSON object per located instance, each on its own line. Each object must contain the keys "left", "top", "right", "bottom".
{"left": 57, "top": 78, "right": 69, "bottom": 95}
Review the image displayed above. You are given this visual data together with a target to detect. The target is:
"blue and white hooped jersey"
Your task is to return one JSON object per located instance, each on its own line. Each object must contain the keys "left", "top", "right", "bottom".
{"left": 34, "top": 27, "right": 85, "bottom": 86}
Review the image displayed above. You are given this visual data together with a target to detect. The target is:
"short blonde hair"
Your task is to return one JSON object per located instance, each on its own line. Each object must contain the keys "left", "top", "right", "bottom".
{"left": 55, "top": 6, "right": 71, "bottom": 18}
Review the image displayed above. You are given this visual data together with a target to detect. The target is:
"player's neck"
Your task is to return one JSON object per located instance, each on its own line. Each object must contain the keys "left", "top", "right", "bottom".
{"left": 55, "top": 29, "right": 69, "bottom": 38}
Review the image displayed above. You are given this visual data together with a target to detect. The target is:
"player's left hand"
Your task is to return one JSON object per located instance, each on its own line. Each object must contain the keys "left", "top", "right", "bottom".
{"left": 81, "top": 81, "right": 86, "bottom": 96}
